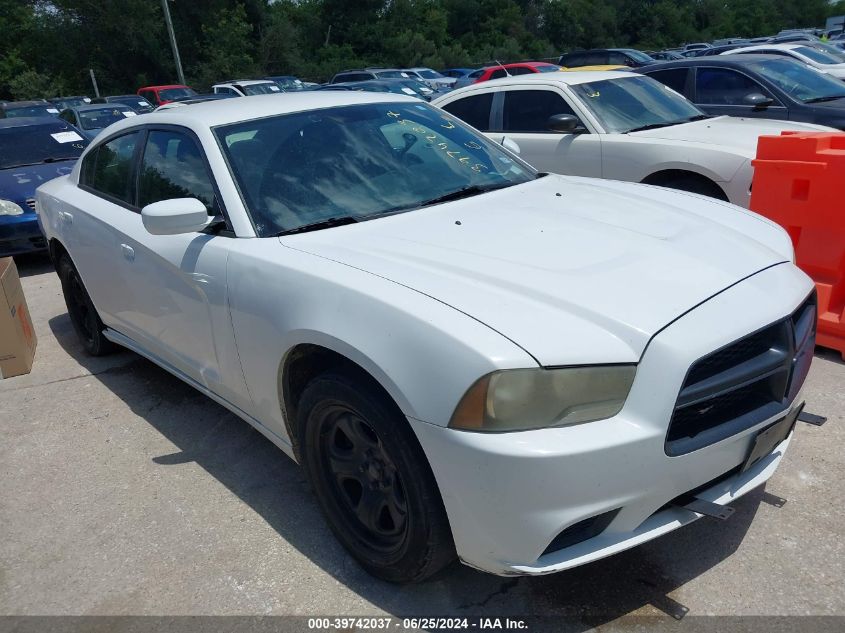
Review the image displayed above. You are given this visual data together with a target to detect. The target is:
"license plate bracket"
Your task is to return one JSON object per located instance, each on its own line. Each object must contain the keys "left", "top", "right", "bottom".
{"left": 740, "top": 403, "right": 803, "bottom": 473}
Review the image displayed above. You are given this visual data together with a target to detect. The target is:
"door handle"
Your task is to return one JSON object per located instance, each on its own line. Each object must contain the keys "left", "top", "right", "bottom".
{"left": 120, "top": 243, "right": 135, "bottom": 262}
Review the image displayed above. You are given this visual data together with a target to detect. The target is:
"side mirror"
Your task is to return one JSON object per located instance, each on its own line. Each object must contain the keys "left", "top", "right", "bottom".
{"left": 500, "top": 136, "right": 521, "bottom": 154}
{"left": 141, "top": 198, "right": 211, "bottom": 235}
{"left": 743, "top": 92, "right": 774, "bottom": 108}
{"left": 547, "top": 113, "right": 584, "bottom": 134}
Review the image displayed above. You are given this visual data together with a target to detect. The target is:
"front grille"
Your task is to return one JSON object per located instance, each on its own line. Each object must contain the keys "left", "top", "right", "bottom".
{"left": 665, "top": 292, "right": 816, "bottom": 456}
{"left": 25, "top": 198, "right": 36, "bottom": 211}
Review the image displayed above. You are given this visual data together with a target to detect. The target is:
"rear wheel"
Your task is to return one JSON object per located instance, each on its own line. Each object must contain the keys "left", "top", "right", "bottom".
{"left": 654, "top": 174, "right": 728, "bottom": 201}
{"left": 57, "top": 254, "right": 115, "bottom": 356}
{"left": 298, "top": 372, "right": 455, "bottom": 583}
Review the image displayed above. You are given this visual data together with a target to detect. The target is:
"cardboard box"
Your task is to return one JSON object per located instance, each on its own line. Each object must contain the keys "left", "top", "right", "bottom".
{"left": 0, "top": 257, "right": 37, "bottom": 378}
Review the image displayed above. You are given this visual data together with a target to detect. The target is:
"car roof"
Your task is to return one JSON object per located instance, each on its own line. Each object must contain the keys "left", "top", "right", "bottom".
{"left": 215, "top": 79, "right": 275, "bottom": 87}
{"left": 0, "top": 116, "right": 67, "bottom": 129}
{"left": 641, "top": 54, "right": 787, "bottom": 69}
{"left": 477, "top": 70, "right": 634, "bottom": 85}
{"left": 95, "top": 91, "right": 418, "bottom": 133}
{"left": 139, "top": 84, "right": 190, "bottom": 90}
{"left": 71, "top": 103, "right": 132, "bottom": 112}
{"left": 731, "top": 43, "right": 802, "bottom": 52}
{"left": 1, "top": 100, "right": 51, "bottom": 109}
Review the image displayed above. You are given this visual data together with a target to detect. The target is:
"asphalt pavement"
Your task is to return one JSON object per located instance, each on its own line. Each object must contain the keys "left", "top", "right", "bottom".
{"left": 1, "top": 252, "right": 843, "bottom": 626}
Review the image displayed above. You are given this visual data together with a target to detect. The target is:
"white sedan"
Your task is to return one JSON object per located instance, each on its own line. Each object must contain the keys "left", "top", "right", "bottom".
{"left": 728, "top": 43, "right": 845, "bottom": 79}
{"left": 432, "top": 71, "right": 833, "bottom": 207}
{"left": 36, "top": 92, "right": 815, "bottom": 582}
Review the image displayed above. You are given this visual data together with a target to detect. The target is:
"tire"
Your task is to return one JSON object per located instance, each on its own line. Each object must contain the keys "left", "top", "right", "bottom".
{"left": 659, "top": 175, "right": 728, "bottom": 201}
{"left": 298, "top": 372, "right": 455, "bottom": 583}
{"left": 57, "top": 253, "right": 115, "bottom": 356}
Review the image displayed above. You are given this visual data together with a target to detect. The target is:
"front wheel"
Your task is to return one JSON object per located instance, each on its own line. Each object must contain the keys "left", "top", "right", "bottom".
{"left": 57, "top": 253, "right": 115, "bottom": 356}
{"left": 298, "top": 373, "right": 455, "bottom": 583}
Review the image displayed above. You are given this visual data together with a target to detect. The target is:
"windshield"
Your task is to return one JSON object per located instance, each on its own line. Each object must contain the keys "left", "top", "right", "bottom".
{"left": 242, "top": 83, "right": 281, "bottom": 95}
{"left": 112, "top": 96, "right": 154, "bottom": 112}
{"left": 417, "top": 70, "right": 442, "bottom": 79}
{"left": 624, "top": 49, "right": 655, "bottom": 63}
{"left": 570, "top": 75, "right": 704, "bottom": 133}
{"left": 77, "top": 107, "right": 135, "bottom": 130}
{"left": 5, "top": 104, "right": 58, "bottom": 118}
{"left": 795, "top": 46, "right": 842, "bottom": 65}
{"left": 811, "top": 43, "right": 845, "bottom": 62}
{"left": 749, "top": 58, "right": 845, "bottom": 102}
{"left": 158, "top": 87, "right": 197, "bottom": 101}
{"left": 51, "top": 97, "right": 89, "bottom": 110}
{"left": 0, "top": 123, "right": 87, "bottom": 169}
{"left": 215, "top": 102, "right": 537, "bottom": 236}
{"left": 376, "top": 70, "right": 410, "bottom": 79}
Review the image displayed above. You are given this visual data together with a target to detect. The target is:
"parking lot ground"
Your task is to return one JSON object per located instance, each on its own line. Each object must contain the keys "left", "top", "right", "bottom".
{"left": 1, "top": 253, "right": 844, "bottom": 625}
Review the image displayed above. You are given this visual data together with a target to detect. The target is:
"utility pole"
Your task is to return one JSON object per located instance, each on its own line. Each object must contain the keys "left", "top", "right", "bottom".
{"left": 161, "top": 0, "right": 186, "bottom": 85}
{"left": 89, "top": 69, "right": 100, "bottom": 97}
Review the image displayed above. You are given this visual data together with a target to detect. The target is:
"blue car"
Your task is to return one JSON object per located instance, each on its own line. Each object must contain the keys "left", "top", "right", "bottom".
{"left": 0, "top": 117, "right": 87, "bottom": 257}
{"left": 439, "top": 68, "right": 476, "bottom": 79}
{"left": 57, "top": 103, "right": 137, "bottom": 141}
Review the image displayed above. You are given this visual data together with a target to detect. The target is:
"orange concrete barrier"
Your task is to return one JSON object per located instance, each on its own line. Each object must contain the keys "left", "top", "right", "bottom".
{"left": 751, "top": 131, "right": 845, "bottom": 359}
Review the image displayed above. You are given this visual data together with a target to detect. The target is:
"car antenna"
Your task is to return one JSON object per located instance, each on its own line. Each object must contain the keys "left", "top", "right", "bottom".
{"left": 494, "top": 60, "right": 511, "bottom": 76}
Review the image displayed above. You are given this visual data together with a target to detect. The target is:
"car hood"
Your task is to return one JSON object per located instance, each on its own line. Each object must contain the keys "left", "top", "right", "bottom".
{"left": 0, "top": 160, "right": 76, "bottom": 207}
{"left": 282, "top": 176, "right": 791, "bottom": 366}
{"left": 631, "top": 116, "right": 833, "bottom": 154}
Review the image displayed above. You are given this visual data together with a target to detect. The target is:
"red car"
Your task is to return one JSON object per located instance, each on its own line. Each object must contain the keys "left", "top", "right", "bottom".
{"left": 458, "top": 62, "right": 562, "bottom": 87}
{"left": 136, "top": 84, "right": 197, "bottom": 107}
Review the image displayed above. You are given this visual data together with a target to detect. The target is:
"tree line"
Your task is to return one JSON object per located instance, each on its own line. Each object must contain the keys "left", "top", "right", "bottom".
{"left": 3, "top": 0, "right": 845, "bottom": 99}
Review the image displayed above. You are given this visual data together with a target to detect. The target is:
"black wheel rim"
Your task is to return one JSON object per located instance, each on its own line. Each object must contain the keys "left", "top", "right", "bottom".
{"left": 318, "top": 406, "right": 409, "bottom": 553}
{"left": 66, "top": 271, "right": 96, "bottom": 343}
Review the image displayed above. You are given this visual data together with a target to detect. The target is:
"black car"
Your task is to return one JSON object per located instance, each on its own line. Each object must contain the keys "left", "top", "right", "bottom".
{"left": 48, "top": 96, "right": 91, "bottom": 110}
{"left": 90, "top": 94, "right": 155, "bottom": 113}
{"left": 558, "top": 48, "right": 656, "bottom": 68}
{"left": 638, "top": 55, "right": 845, "bottom": 129}
{"left": 0, "top": 100, "right": 59, "bottom": 119}
{"left": 692, "top": 44, "right": 744, "bottom": 57}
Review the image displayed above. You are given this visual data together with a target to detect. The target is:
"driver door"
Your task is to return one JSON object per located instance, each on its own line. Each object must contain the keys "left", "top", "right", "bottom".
{"left": 693, "top": 67, "right": 788, "bottom": 120}
{"left": 489, "top": 86, "right": 602, "bottom": 177}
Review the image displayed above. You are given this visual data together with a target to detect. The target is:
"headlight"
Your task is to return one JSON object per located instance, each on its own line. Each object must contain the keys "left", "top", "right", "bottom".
{"left": 449, "top": 365, "right": 636, "bottom": 432}
{"left": 0, "top": 200, "right": 24, "bottom": 216}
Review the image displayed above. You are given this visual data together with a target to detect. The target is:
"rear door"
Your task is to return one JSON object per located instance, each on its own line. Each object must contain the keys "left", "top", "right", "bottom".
{"left": 114, "top": 126, "right": 242, "bottom": 399}
{"left": 69, "top": 130, "right": 144, "bottom": 331}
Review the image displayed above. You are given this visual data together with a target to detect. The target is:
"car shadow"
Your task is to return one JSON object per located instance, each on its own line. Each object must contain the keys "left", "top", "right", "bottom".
{"left": 11, "top": 251, "right": 53, "bottom": 278}
{"left": 47, "top": 312, "right": 765, "bottom": 627}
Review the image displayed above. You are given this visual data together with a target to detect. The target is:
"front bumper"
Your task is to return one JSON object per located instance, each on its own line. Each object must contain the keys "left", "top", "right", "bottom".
{"left": 0, "top": 214, "right": 46, "bottom": 256}
{"left": 410, "top": 262, "right": 814, "bottom": 576}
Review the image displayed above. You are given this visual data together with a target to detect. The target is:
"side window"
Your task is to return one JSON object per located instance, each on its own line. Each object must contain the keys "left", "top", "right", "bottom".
{"left": 510, "top": 66, "right": 534, "bottom": 76}
{"left": 138, "top": 130, "right": 217, "bottom": 214}
{"left": 502, "top": 90, "right": 576, "bottom": 132}
{"left": 81, "top": 132, "right": 140, "bottom": 204}
{"left": 607, "top": 52, "right": 627, "bottom": 65}
{"left": 490, "top": 69, "right": 508, "bottom": 79}
{"left": 60, "top": 111, "right": 76, "bottom": 125}
{"left": 648, "top": 68, "right": 690, "bottom": 95}
{"left": 696, "top": 68, "right": 771, "bottom": 105}
{"left": 584, "top": 52, "right": 606, "bottom": 65}
{"left": 440, "top": 92, "right": 494, "bottom": 131}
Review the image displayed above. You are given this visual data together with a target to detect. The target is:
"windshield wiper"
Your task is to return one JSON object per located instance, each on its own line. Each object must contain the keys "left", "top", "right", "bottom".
{"left": 415, "top": 182, "right": 514, "bottom": 207}
{"left": 274, "top": 215, "right": 359, "bottom": 236}
{"left": 804, "top": 95, "right": 845, "bottom": 103}
{"left": 4, "top": 157, "right": 78, "bottom": 169}
{"left": 626, "top": 114, "right": 711, "bottom": 134}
